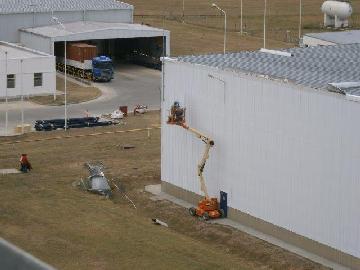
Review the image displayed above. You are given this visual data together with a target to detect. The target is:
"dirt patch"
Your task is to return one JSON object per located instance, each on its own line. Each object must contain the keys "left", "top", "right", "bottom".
{"left": 30, "top": 76, "right": 101, "bottom": 106}
{"left": 0, "top": 111, "right": 328, "bottom": 270}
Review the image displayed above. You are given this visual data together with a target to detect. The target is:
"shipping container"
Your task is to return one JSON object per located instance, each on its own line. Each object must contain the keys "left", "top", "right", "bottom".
{"left": 67, "top": 43, "right": 97, "bottom": 63}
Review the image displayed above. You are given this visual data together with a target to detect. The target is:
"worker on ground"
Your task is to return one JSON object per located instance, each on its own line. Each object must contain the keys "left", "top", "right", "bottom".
{"left": 19, "top": 154, "right": 32, "bottom": 173}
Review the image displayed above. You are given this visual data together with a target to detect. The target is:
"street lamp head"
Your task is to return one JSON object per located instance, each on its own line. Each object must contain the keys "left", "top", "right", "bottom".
{"left": 211, "top": 3, "right": 218, "bottom": 8}
{"left": 51, "top": 16, "right": 65, "bottom": 30}
{"left": 51, "top": 16, "right": 60, "bottom": 23}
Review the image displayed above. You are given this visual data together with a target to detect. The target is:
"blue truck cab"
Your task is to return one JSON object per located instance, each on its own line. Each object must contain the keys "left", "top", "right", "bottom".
{"left": 92, "top": 56, "right": 114, "bottom": 82}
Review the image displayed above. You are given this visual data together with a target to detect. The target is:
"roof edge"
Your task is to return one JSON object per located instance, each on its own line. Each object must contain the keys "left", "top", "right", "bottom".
{"left": 0, "top": 41, "right": 53, "bottom": 57}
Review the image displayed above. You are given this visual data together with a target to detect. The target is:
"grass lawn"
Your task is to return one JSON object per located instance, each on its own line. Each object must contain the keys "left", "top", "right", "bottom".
{"left": 127, "top": 0, "right": 360, "bottom": 55}
{"left": 0, "top": 112, "right": 328, "bottom": 270}
{"left": 29, "top": 76, "right": 101, "bottom": 106}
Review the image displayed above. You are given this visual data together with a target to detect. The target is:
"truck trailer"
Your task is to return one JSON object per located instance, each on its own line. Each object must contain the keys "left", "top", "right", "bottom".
{"left": 56, "top": 43, "right": 114, "bottom": 82}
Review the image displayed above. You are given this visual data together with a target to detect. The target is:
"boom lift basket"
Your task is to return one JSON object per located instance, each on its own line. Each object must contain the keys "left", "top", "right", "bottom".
{"left": 167, "top": 101, "right": 186, "bottom": 126}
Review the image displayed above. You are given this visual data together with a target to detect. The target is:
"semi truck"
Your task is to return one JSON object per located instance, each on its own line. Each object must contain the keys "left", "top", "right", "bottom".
{"left": 56, "top": 43, "right": 114, "bottom": 82}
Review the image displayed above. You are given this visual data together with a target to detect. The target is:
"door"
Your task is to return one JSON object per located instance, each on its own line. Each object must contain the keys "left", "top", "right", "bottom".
{"left": 220, "top": 191, "right": 228, "bottom": 218}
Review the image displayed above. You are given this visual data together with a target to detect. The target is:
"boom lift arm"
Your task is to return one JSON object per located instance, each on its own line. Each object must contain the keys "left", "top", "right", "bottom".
{"left": 167, "top": 101, "right": 223, "bottom": 220}
{"left": 181, "top": 124, "right": 214, "bottom": 199}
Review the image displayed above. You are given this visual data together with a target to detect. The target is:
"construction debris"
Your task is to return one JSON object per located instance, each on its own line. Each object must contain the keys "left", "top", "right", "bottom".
{"left": 74, "top": 162, "right": 137, "bottom": 208}
{"left": 110, "top": 179, "right": 137, "bottom": 209}
{"left": 121, "top": 144, "right": 136, "bottom": 150}
{"left": 110, "top": 110, "right": 124, "bottom": 120}
{"left": 133, "top": 105, "right": 148, "bottom": 115}
{"left": 0, "top": 169, "right": 21, "bottom": 175}
{"left": 79, "top": 162, "right": 112, "bottom": 197}
{"left": 152, "top": 219, "right": 168, "bottom": 227}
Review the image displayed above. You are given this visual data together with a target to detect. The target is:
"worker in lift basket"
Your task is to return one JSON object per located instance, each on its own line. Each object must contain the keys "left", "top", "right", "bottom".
{"left": 172, "top": 101, "right": 185, "bottom": 123}
{"left": 19, "top": 154, "right": 32, "bottom": 173}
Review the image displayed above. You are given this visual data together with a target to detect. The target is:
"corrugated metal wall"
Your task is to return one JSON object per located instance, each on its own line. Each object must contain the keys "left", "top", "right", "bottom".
{"left": 20, "top": 32, "right": 53, "bottom": 55}
{"left": 0, "top": 10, "right": 132, "bottom": 43}
{"left": 161, "top": 60, "right": 360, "bottom": 259}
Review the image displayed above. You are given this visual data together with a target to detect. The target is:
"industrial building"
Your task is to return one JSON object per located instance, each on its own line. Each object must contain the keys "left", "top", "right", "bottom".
{"left": 0, "top": 0, "right": 170, "bottom": 88}
{"left": 0, "top": 42, "right": 55, "bottom": 98}
{"left": 20, "top": 21, "right": 170, "bottom": 59}
{"left": 0, "top": 0, "right": 170, "bottom": 63}
{"left": 302, "top": 30, "right": 360, "bottom": 47}
{"left": 161, "top": 44, "right": 360, "bottom": 269}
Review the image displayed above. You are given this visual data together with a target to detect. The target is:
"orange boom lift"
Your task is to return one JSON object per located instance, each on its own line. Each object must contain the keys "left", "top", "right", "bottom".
{"left": 167, "top": 101, "right": 224, "bottom": 221}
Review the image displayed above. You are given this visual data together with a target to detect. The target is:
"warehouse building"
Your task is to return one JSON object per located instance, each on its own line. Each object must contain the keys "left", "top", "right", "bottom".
{"left": 20, "top": 21, "right": 170, "bottom": 62}
{"left": 302, "top": 30, "right": 360, "bottom": 47}
{"left": 161, "top": 44, "right": 360, "bottom": 269}
{"left": 0, "top": 0, "right": 170, "bottom": 68}
{"left": 0, "top": 41, "right": 55, "bottom": 98}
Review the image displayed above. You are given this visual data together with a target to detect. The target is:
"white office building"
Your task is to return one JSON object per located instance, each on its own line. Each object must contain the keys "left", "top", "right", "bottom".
{"left": 0, "top": 42, "right": 55, "bottom": 98}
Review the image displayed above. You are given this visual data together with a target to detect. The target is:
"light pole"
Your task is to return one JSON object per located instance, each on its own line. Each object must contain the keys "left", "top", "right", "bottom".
{"left": 20, "top": 59, "right": 24, "bottom": 134}
{"left": 240, "top": 0, "right": 243, "bottom": 35}
{"left": 52, "top": 16, "right": 68, "bottom": 130}
{"left": 28, "top": 4, "right": 38, "bottom": 27}
{"left": 212, "top": 3, "right": 227, "bottom": 54}
{"left": 182, "top": 0, "right": 185, "bottom": 23}
{"left": 263, "top": 0, "right": 267, "bottom": 48}
{"left": 299, "top": 0, "right": 302, "bottom": 40}
{"left": 5, "top": 51, "right": 8, "bottom": 135}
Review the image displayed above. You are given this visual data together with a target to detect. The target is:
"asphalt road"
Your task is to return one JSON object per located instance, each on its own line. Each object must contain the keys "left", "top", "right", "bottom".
{"left": 0, "top": 65, "right": 161, "bottom": 136}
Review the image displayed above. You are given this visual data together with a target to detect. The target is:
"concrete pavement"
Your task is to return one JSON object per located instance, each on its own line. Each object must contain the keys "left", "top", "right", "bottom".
{"left": 0, "top": 65, "right": 161, "bottom": 136}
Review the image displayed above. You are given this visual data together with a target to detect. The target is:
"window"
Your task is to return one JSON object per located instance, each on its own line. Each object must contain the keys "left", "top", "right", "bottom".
{"left": 34, "top": 73, "right": 43, "bottom": 87}
{"left": 93, "top": 61, "right": 113, "bottom": 69}
{"left": 7, "top": 74, "right": 15, "bottom": 88}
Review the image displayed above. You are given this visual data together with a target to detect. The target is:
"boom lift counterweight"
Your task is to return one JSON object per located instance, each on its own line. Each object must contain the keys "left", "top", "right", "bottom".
{"left": 167, "top": 101, "right": 224, "bottom": 221}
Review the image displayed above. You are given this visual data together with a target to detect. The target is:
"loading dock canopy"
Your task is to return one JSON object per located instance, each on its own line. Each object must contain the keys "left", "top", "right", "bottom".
{"left": 20, "top": 21, "right": 170, "bottom": 55}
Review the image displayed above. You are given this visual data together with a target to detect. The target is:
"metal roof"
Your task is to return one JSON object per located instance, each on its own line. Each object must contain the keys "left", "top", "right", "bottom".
{"left": 0, "top": 41, "right": 51, "bottom": 59}
{"left": 0, "top": 0, "right": 132, "bottom": 14}
{"left": 328, "top": 82, "right": 360, "bottom": 96}
{"left": 20, "top": 21, "right": 169, "bottom": 43}
{"left": 176, "top": 44, "right": 360, "bottom": 91}
{"left": 305, "top": 30, "right": 360, "bottom": 45}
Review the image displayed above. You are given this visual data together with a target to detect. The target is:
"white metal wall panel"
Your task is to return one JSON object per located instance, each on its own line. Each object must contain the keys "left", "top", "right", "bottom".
{"left": 0, "top": 10, "right": 132, "bottom": 43}
{"left": 161, "top": 60, "right": 360, "bottom": 259}
{"left": 20, "top": 32, "right": 53, "bottom": 55}
{"left": 85, "top": 10, "right": 132, "bottom": 23}
{"left": 0, "top": 57, "right": 56, "bottom": 97}
{"left": 20, "top": 29, "right": 170, "bottom": 57}
{"left": 302, "top": 35, "right": 336, "bottom": 46}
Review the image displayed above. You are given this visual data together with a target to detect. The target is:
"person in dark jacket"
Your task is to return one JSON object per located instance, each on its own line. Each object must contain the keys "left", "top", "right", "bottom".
{"left": 19, "top": 154, "right": 32, "bottom": 173}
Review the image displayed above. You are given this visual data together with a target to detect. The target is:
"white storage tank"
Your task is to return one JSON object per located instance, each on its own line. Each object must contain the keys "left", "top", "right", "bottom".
{"left": 321, "top": 0, "right": 353, "bottom": 28}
